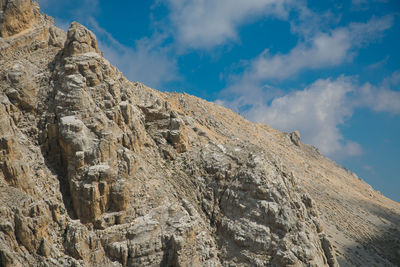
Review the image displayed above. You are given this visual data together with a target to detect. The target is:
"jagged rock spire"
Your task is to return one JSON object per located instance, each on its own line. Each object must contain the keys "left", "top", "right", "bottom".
{"left": 63, "top": 22, "right": 99, "bottom": 56}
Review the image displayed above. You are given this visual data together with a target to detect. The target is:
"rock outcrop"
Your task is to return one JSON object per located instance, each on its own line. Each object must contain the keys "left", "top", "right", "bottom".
{"left": 0, "top": 0, "right": 37, "bottom": 37}
{"left": 63, "top": 22, "right": 99, "bottom": 56}
{"left": 1, "top": 1, "right": 399, "bottom": 267}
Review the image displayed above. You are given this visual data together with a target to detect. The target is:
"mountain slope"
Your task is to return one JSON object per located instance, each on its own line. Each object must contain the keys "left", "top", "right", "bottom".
{"left": 0, "top": 1, "right": 399, "bottom": 266}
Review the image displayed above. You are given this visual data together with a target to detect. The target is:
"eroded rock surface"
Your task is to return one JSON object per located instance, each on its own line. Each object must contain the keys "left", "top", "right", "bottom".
{"left": 0, "top": 0, "right": 37, "bottom": 37}
{"left": 1, "top": 1, "right": 399, "bottom": 267}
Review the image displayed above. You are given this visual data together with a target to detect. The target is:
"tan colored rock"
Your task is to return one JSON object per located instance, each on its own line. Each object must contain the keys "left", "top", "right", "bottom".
{"left": 0, "top": 1, "right": 399, "bottom": 267}
{"left": 0, "top": 0, "right": 37, "bottom": 37}
{"left": 14, "top": 212, "right": 35, "bottom": 252}
{"left": 37, "top": 238, "right": 51, "bottom": 257}
{"left": 0, "top": 248, "right": 22, "bottom": 267}
{"left": 63, "top": 22, "right": 99, "bottom": 56}
{"left": 0, "top": 123, "right": 34, "bottom": 193}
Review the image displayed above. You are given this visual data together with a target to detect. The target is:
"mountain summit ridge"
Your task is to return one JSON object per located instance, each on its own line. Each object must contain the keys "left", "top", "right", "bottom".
{"left": 0, "top": 1, "right": 399, "bottom": 266}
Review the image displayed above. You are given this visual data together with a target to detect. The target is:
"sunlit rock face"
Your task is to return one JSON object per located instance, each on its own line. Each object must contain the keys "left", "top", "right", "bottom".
{"left": 0, "top": 1, "right": 399, "bottom": 267}
{"left": 0, "top": 0, "right": 38, "bottom": 37}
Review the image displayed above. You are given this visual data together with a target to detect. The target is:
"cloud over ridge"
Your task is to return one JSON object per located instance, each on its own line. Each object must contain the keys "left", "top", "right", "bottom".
{"left": 164, "top": 0, "right": 294, "bottom": 49}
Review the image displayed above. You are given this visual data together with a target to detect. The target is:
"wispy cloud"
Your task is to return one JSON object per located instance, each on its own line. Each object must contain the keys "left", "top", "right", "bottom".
{"left": 225, "top": 16, "right": 393, "bottom": 87}
{"left": 39, "top": 0, "right": 100, "bottom": 31}
{"left": 241, "top": 76, "right": 362, "bottom": 158}
{"left": 88, "top": 19, "right": 179, "bottom": 89}
{"left": 357, "top": 71, "right": 400, "bottom": 114}
{"left": 216, "top": 16, "right": 394, "bottom": 158}
{"left": 163, "top": 0, "right": 295, "bottom": 50}
{"left": 365, "top": 56, "right": 389, "bottom": 71}
{"left": 218, "top": 71, "right": 400, "bottom": 158}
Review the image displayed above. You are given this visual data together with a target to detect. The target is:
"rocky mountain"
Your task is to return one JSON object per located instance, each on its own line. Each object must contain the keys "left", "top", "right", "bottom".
{"left": 0, "top": 1, "right": 399, "bottom": 266}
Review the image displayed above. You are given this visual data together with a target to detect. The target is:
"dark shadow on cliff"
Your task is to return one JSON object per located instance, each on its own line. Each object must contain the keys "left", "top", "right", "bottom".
{"left": 40, "top": 134, "right": 77, "bottom": 220}
{"left": 37, "top": 51, "right": 77, "bottom": 220}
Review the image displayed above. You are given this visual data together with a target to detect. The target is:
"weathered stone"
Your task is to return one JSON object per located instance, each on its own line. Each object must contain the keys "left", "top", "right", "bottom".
{"left": 14, "top": 212, "right": 35, "bottom": 252}
{"left": 63, "top": 22, "right": 99, "bottom": 56}
{"left": 290, "top": 130, "right": 301, "bottom": 146}
{"left": 320, "top": 234, "right": 338, "bottom": 267}
{"left": 0, "top": 0, "right": 36, "bottom": 37}
{"left": 64, "top": 221, "right": 91, "bottom": 261}
{"left": 37, "top": 238, "right": 51, "bottom": 257}
{"left": 0, "top": 248, "right": 22, "bottom": 267}
{"left": 0, "top": 2, "right": 399, "bottom": 267}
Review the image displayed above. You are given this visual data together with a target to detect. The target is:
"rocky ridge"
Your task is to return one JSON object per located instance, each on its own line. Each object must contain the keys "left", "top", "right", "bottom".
{"left": 0, "top": 1, "right": 399, "bottom": 266}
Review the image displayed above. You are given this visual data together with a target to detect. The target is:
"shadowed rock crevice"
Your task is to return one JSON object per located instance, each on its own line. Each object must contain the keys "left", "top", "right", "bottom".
{"left": 39, "top": 50, "right": 77, "bottom": 220}
{"left": 40, "top": 118, "right": 77, "bottom": 220}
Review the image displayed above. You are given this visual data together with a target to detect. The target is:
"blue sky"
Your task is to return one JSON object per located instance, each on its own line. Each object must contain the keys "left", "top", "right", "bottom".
{"left": 39, "top": 0, "right": 400, "bottom": 202}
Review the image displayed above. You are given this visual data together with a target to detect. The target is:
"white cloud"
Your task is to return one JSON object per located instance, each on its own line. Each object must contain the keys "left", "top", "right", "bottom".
{"left": 245, "top": 77, "right": 362, "bottom": 157}
{"left": 219, "top": 71, "right": 400, "bottom": 158}
{"left": 383, "top": 70, "right": 400, "bottom": 87}
{"left": 348, "top": 16, "right": 393, "bottom": 46}
{"left": 288, "top": 3, "right": 339, "bottom": 38}
{"left": 367, "top": 87, "right": 400, "bottom": 113}
{"left": 365, "top": 56, "right": 389, "bottom": 71}
{"left": 103, "top": 37, "right": 179, "bottom": 89}
{"left": 162, "top": 0, "right": 391, "bottom": 52}
{"left": 164, "top": 0, "right": 294, "bottom": 49}
{"left": 217, "top": 16, "right": 394, "bottom": 158}
{"left": 219, "top": 16, "right": 394, "bottom": 147}
{"left": 250, "top": 29, "right": 351, "bottom": 79}
{"left": 227, "top": 16, "right": 392, "bottom": 85}
{"left": 357, "top": 73, "right": 400, "bottom": 114}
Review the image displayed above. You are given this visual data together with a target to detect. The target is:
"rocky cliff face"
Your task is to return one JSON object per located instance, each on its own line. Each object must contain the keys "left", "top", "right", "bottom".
{"left": 0, "top": 1, "right": 399, "bottom": 267}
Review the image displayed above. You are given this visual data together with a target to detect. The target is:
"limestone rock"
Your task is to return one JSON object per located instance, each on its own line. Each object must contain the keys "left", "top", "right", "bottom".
{"left": 290, "top": 130, "right": 301, "bottom": 146}
{"left": 0, "top": 2, "right": 399, "bottom": 267}
{"left": 37, "top": 238, "right": 51, "bottom": 257}
{"left": 63, "top": 22, "right": 99, "bottom": 56}
{"left": 0, "top": 0, "right": 37, "bottom": 37}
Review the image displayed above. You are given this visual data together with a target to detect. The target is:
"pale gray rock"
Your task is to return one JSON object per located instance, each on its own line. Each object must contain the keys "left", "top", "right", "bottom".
{"left": 290, "top": 130, "right": 301, "bottom": 146}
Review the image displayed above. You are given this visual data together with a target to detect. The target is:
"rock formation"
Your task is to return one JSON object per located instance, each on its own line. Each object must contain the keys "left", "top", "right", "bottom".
{"left": 0, "top": 0, "right": 37, "bottom": 37}
{"left": 0, "top": 1, "right": 399, "bottom": 266}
